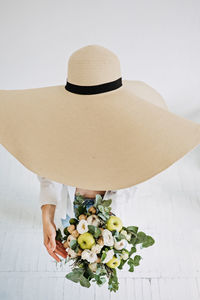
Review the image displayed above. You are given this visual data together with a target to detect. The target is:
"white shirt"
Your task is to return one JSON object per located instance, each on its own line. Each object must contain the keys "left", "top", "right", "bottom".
{"left": 37, "top": 174, "right": 139, "bottom": 228}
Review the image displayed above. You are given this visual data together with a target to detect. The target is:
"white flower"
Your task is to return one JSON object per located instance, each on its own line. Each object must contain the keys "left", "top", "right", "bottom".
{"left": 68, "top": 248, "right": 78, "bottom": 258}
{"left": 77, "top": 219, "right": 88, "bottom": 234}
{"left": 88, "top": 262, "right": 97, "bottom": 272}
{"left": 114, "top": 239, "right": 127, "bottom": 250}
{"left": 91, "top": 244, "right": 103, "bottom": 254}
{"left": 102, "top": 249, "right": 114, "bottom": 263}
{"left": 121, "top": 229, "right": 131, "bottom": 241}
{"left": 81, "top": 249, "right": 97, "bottom": 263}
{"left": 87, "top": 215, "right": 100, "bottom": 227}
{"left": 102, "top": 229, "right": 114, "bottom": 247}
{"left": 67, "top": 234, "right": 76, "bottom": 245}
{"left": 121, "top": 251, "right": 129, "bottom": 260}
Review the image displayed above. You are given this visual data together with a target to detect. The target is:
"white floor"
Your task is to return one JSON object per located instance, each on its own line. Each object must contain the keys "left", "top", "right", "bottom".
{"left": 1, "top": 142, "right": 200, "bottom": 300}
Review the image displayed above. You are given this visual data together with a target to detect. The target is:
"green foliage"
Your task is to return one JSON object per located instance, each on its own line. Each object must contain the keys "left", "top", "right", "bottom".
{"left": 127, "top": 258, "right": 134, "bottom": 272}
{"left": 118, "top": 259, "right": 126, "bottom": 270}
{"left": 108, "top": 269, "right": 119, "bottom": 292}
{"left": 133, "top": 255, "right": 142, "bottom": 266}
{"left": 63, "top": 227, "right": 70, "bottom": 237}
{"left": 94, "top": 195, "right": 112, "bottom": 221}
{"left": 66, "top": 268, "right": 91, "bottom": 288}
{"left": 129, "top": 246, "right": 137, "bottom": 256}
{"left": 92, "top": 265, "right": 108, "bottom": 286}
{"left": 88, "top": 225, "right": 101, "bottom": 238}
{"left": 74, "top": 204, "right": 87, "bottom": 218}
{"left": 69, "top": 218, "right": 79, "bottom": 225}
{"left": 65, "top": 268, "right": 84, "bottom": 283}
{"left": 70, "top": 239, "right": 78, "bottom": 250}
{"left": 55, "top": 228, "right": 63, "bottom": 242}
{"left": 79, "top": 275, "right": 91, "bottom": 288}
{"left": 126, "top": 226, "right": 138, "bottom": 235}
{"left": 101, "top": 251, "right": 107, "bottom": 262}
{"left": 127, "top": 255, "right": 142, "bottom": 272}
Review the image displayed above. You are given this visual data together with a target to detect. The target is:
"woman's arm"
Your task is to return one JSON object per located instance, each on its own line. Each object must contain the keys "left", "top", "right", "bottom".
{"left": 37, "top": 175, "right": 67, "bottom": 261}
{"left": 37, "top": 174, "right": 62, "bottom": 208}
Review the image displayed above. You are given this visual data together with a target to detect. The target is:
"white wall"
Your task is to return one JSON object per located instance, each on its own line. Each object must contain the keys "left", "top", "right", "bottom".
{"left": 0, "top": 0, "right": 200, "bottom": 119}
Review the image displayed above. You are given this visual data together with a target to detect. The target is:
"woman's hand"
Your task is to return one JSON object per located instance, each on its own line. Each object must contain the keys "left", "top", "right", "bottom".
{"left": 41, "top": 204, "right": 68, "bottom": 262}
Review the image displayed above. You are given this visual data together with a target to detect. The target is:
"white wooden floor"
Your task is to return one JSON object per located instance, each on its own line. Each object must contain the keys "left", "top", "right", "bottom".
{"left": 1, "top": 142, "right": 200, "bottom": 300}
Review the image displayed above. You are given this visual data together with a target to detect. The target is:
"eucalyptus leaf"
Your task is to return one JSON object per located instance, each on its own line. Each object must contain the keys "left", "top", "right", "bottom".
{"left": 129, "top": 246, "right": 136, "bottom": 257}
{"left": 126, "top": 226, "right": 138, "bottom": 235}
{"left": 79, "top": 275, "right": 91, "bottom": 288}
{"left": 133, "top": 255, "right": 142, "bottom": 266}
{"left": 65, "top": 268, "right": 84, "bottom": 283}
{"left": 98, "top": 213, "right": 108, "bottom": 221}
{"left": 95, "top": 194, "right": 103, "bottom": 207}
{"left": 101, "top": 251, "right": 107, "bottom": 262}
{"left": 118, "top": 259, "right": 126, "bottom": 270}
{"left": 142, "top": 235, "right": 155, "bottom": 248}
{"left": 88, "top": 225, "right": 101, "bottom": 238}
{"left": 102, "top": 199, "right": 112, "bottom": 207}
{"left": 136, "top": 231, "right": 147, "bottom": 244}
{"left": 70, "top": 239, "right": 78, "bottom": 250}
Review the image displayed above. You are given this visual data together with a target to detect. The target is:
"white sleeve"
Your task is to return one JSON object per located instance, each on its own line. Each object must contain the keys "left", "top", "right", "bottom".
{"left": 36, "top": 174, "right": 62, "bottom": 209}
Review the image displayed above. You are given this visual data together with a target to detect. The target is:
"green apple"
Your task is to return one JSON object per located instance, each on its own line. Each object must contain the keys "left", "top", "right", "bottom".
{"left": 106, "top": 216, "right": 123, "bottom": 231}
{"left": 106, "top": 256, "right": 121, "bottom": 268}
{"left": 77, "top": 232, "right": 95, "bottom": 249}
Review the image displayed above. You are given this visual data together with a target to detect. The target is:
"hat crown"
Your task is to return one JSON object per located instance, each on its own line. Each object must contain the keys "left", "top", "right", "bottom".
{"left": 67, "top": 45, "right": 122, "bottom": 86}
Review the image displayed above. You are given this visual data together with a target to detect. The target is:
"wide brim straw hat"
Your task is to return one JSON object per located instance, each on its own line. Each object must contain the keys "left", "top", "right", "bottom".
{"left": 1, "top": 44, "right": 200, "bottom": 190}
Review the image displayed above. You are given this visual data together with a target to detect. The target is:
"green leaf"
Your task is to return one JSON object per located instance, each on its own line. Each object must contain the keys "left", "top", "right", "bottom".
{"left": 127, "top": 258, "right": 135, "bottom": 272}
{"left": 129, "top": 246, "right": 136, "bottom": 257}
{"left": 102, "top": 199, "right": 112, "bottom": 207}
{"left": 88, "top": 225, "right": 101, "bottom": 238}
{"left": 69, "top": 218, "right": 79, "bottom": 225}
{"left": 104, "top": 206, "right": 111, "bottom": 213}
{"left": 117, "top": 233, "right": 127, "bottom": 241}
{"left": 98, "top": 205, "right": 105, "bottom": 212}
{"left": 70, "top": 239, "right": 78, "bottom": 250}
{"left": 93, "top": 274, "right": 107, "bottom": 286}
{"left": 101, "top": 251, "right": 107, "bottom": 262}
{"left": 136, "top": 231, "right": 147, "bottom": 244}
{"left": 96, "top": 266, "right": 107, "bottom": 276}
{"left": 129, "top": 236, "right": 137, "bottom": 245}
{"left": 98, "top": 213, "right": 108, "bottom": 221}
{"left": 108, "top": 269, "right": 119, "bottom": 292}
{"left": 55, "top": 228, "right": 63, "bottom": 242}
{"left": 128, "top": 264, "right": 134, "bottom": 272}
{"left": 63, "top": 227, "right": 70, "bottom": 236}
{"left": 79, "top": 275, "right": 91, "bottom": 288}
{"left": 74, "top": 205, "right": 87, "bottom": 218}
{"left": 126, "top": 226, "right": 138, "bottom": 235}
{"left": 133, "top": 255, "right": 142, "bottom": 266}
{"left": 118, "top": 259, "right": 126, "bottom": 270}
{"left": 65, "top": 268, "right": 84, "bottom": 283}
{"left": 94, "top": 194, "right": 103, "bottom": 207}
{"left": 142, "top": 235, "right": 155, "bottom": 248}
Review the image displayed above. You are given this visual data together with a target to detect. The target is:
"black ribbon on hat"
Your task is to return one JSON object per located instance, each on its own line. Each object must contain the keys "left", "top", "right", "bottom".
{"left": 65, "top": 77, "right": 122, "bottom": 95}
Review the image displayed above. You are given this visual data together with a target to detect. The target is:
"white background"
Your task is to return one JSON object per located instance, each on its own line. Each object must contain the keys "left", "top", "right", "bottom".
{"left": 0, "top": 0, "right": 200, "bottom": 118}
{"left": 0, "top": 1, "right": 200, "bottom": 299}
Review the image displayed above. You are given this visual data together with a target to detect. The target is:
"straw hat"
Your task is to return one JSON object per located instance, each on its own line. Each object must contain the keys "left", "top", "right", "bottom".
{"left": 0, "top": 44, "right": 200, "bottom": 190}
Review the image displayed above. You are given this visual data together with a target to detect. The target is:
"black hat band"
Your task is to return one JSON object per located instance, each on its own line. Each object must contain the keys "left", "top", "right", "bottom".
{"left": 65, "top": 77, "right": 122, "bottom": 95}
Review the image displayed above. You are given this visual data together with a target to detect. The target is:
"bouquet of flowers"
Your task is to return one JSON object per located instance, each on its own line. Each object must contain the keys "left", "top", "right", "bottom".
{"left": 55, "top": 193, "right": 155, "bottom": 292}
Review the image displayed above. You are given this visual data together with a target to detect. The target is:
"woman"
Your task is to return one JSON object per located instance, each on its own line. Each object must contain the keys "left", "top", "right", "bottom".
{"left": 37, "top": 174, "right": 138, "bottom": 263}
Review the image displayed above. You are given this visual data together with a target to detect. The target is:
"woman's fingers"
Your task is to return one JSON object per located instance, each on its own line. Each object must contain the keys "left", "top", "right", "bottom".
{"left": 56, "top": 240, "right": 64, "bottom": 247}
{"left": 54, "top": 246, "right": 68, "bottom": 259}
{"left": 49, "top": 234, "right": 56, "bottom": 251}
{"left": 47, "top": 248, "right": 61, "bottom": 262}
{"left": 56, "top": 240, "right": 67, "bottom": 252}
